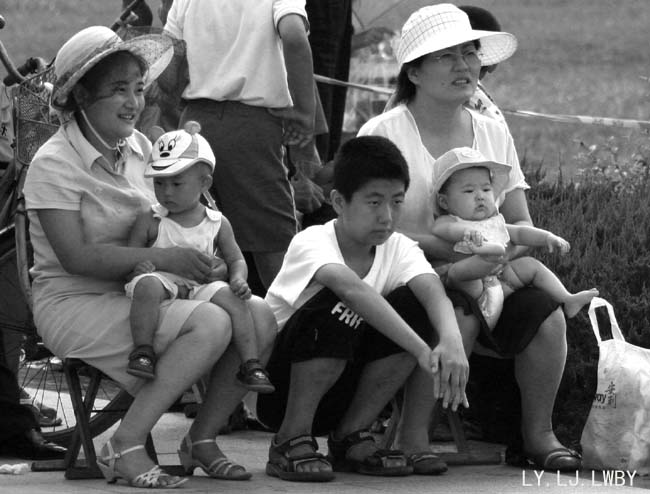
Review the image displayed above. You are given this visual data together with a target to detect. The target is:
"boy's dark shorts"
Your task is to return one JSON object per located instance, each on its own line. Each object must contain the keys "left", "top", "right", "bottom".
{"left": 447, "top": 286, "right": 561, "bottom": 357}
{"left": 256, "top": 285, "right": 434, "bottom": 436}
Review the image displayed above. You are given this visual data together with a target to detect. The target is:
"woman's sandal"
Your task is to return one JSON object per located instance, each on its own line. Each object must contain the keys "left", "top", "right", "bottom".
{"left": 327, "top": 429, "right": 413, "bottom": 476}
{"left": 178, "top": 435, "right": 251, "bottom": 480}
{"left": 407, "top": 451, "right": 448, "bottom": 475}
{"left": 523, "top": 447, "right": 582, "bottom": 472}
{"left": 127, "top": 344, "right": 157, "bottom": 380}
{"left": 97, "top": 439, "right": 187, "bottom": 488}
{"left": 266, "top": 434, "right": 335, "bottom": 482}
{"left": 235, "top": 358, "right": 276, "bottom": 394}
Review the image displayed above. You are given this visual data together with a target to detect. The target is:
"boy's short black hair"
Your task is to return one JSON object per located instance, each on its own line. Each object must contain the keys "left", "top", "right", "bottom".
{"left": 333, "top": 136, "right": 410, "bottom": 201}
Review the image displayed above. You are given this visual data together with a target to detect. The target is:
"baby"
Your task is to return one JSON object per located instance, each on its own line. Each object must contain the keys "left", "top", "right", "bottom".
{"left": 431, "top": 147, "right": 598, "bottom": 329}
{"left": 124, "top": 121, "right": 275, "bottom": 394}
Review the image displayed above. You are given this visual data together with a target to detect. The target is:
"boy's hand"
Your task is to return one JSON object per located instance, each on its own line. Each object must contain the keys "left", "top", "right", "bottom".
{"left": 546, "top": 233, "right": 570, "bottom": 254}
{"left": 424, "top": 337, "right": 470, "bottom": 412}
{"left": 230, "top": 277, "right": 252, "bottom": 300}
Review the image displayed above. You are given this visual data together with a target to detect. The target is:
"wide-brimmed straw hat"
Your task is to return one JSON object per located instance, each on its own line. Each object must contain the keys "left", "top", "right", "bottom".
{"left": 396, "top": 3, "right": 517, "bottom": 66}
{"left": 52, "top": 25, "right": 174, "bottom": 110}
{"left": 433, "top": 147, "right": 511, "bottom": 216}
{"left": 144, "top": 122, "right": 215, "bottom": 178}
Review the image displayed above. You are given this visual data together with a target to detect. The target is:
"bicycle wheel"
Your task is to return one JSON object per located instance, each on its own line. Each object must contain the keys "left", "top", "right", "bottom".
{"left": 17, "top": 352, "right": 132, "bottom": 447}
{"left": 1, "top": 224, "right": 131, "bottom": 447}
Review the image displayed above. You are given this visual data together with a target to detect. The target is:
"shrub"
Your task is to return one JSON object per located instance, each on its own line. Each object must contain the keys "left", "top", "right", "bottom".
{"left": 525, "top": 131, "right": 650, "bottom": 447}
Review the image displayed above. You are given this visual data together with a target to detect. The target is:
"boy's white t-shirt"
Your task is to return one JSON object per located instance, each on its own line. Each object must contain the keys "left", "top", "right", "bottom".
{"left": 265, "top": 219, "right": 437, "bottom": 330}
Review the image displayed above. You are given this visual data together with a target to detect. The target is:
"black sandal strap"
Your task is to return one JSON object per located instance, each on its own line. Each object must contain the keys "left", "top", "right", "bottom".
{"left": 129, "top": 344, "right": 156, "bottom": 363}
{"left": 327, "top": 429, "right": 376, "bottom": 460}
{"left": 272, "top": 434, "right": 319, "bottom": 456}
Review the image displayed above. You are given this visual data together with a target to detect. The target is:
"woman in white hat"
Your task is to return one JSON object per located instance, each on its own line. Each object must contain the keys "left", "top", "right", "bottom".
{"left": 359, "top": 4, "right": 581, "bottom": 473}
{"left": 24, "top": 26, "right": 267, "bottom": 487}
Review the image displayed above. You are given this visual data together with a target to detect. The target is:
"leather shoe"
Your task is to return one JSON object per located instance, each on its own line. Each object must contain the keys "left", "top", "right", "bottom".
{"left": 0, "top": 429, "right": 67, "bottom": 460}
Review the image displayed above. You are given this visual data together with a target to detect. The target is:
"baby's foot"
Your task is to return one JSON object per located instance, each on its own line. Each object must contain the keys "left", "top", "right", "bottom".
{"left": 563, "top": 288, "right": 599, "bottom": 318}
{"left": 236, "top": 358, "right": 275, "bottom": 394}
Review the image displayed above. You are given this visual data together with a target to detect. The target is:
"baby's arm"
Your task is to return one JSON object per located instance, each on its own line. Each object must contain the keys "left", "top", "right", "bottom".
{"left": 506, "top": 224, "right": 570, "bottom": 254}
{"left": 215, "top": 217, "right": 251, "bottom": 300}
{"left": 432, "top": 215, "right": 506, "bottom": 257}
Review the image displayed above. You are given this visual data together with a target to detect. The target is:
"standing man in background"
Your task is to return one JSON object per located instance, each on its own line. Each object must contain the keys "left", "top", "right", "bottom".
{"left": 165, "top": 0, "right": 315, "bottom": 290}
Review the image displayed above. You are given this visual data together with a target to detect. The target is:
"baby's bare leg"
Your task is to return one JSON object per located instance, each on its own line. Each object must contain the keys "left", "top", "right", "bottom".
{"left": 504, "top": 257, "right": 598, "bottom": 318}
{"left": 130, "top": 277, "right": 170, "bottom": 347}
{"left": 447, "top": 256, "right": 498, "bottom": 299}
{"left": 210, "top": 288, "right": 258, "bottom": 362}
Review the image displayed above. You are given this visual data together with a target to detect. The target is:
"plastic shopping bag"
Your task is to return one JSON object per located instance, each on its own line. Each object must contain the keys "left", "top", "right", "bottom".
{"left": 580, "top": 297, "right": 650, "bottom": 474}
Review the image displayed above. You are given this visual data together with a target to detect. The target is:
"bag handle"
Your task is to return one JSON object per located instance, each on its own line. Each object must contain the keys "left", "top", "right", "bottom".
{"left": 587, "top": 297, "right": 625, "bottom": 344}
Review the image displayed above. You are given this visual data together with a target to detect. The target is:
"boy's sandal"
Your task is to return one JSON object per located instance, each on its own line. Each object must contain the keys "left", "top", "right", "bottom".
{"left": 523, "top": 447, "right": 582, "bottom": 472}
{"left": 97, "top": 439, "right": 187, "bottom": 488}
{"left": 327, "top": 429, "right": 413, "bottom": 476}
{"left": 236, "top": 358, "right": 276, "bottom": 394}
{"left": 127, "top": 345, "right": 156, "bottom": 379}
{"left": 266, "top": 434, "right": 335, "bottom": 482}
{"left": 178, "top": 435, "right": 251, "bottom": 480}
{"left": 407, "top": 451, "right": 448, "bottom": 475}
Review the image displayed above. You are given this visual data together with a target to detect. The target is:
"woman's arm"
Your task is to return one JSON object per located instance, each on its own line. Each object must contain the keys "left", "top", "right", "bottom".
{"left": 38, "top": 209, "right": 214, "bottom": 281}
{"left": 401, "top": 229, "right": 474, "bottom": 265}
{"left": 127, "top": 212, "right": 156, "bottom": 248}
{"left": 498, "top": 188, "right": 533, "bottom": 260}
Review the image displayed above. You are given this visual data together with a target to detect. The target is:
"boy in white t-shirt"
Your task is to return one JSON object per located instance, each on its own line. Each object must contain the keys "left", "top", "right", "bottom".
{"left": 256, "top": 136, "right": 468, "bottom": 482}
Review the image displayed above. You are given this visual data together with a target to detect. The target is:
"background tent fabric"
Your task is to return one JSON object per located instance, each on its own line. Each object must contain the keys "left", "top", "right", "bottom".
{"left": 352, "top": 0, "right": 434, "bottom": 31}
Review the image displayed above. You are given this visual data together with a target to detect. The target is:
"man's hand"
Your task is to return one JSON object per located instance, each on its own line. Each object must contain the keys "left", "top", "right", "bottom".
{"left": 268, "top": 107, "right": 314, "bottom": 147}
{"left": 292, "top": 171, "right": 325, "bottom": 214}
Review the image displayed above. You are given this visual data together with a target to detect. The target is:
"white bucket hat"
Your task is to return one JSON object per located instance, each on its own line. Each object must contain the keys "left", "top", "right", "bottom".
{"left": 433, "top": 147, "right": 511, "bottom": 216}
{"left": 145, "top": 122, "right": 215, "bottom": 178}
{"left": 396, "top": 3, "right": 517, "bottom": 66}
{"left": 52, "top": 25, "right": 174, "bottom": 110}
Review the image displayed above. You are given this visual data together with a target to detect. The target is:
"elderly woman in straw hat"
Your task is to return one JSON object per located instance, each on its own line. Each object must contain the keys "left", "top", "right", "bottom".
{"left": 24, "top": 26, "right": 272, "bottom": 487}
{"left": 359, "top": 4, "right": 581, "bottom": 473}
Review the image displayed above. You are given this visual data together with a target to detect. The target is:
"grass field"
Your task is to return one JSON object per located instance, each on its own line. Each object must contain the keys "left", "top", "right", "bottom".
{"left": 0, "top": 0, "right": 648, "bottom": 177}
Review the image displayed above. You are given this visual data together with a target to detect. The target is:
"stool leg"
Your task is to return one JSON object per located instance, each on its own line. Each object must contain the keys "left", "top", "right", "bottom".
{"left": 63, "top": 362, "right": 103, "bottom": 479}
